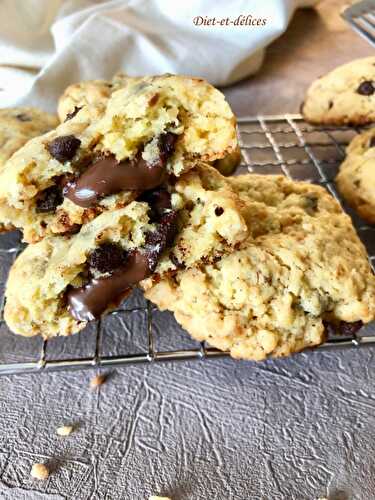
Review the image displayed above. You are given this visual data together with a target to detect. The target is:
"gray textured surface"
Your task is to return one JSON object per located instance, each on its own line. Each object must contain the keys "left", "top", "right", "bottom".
{"left": 1, "top": 347, "right": 375, "bottom": 499}
{"left": 1, "top": 115, "right": 375, "bottom": 499}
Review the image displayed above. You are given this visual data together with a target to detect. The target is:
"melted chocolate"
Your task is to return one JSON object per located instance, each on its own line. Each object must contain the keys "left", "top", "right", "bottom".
{"left": 64, "top": 133, "right": 178, "bottom": 208}
{"left": 67, "top": 250, "right": 151, "bottom": 322}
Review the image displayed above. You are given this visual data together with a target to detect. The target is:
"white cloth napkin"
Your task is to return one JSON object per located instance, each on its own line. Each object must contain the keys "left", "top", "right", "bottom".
{"left": 0, "top": 0, "right": 315, "bottom": 112}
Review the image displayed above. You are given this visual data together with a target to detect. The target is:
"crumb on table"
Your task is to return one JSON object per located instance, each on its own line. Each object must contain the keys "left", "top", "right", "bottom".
{"left": 30, "top": 463, "right": 49, "bottom": 480}
{"left": 56, "top": 425, "right": 73, "bottom": 436}
{"left": 90, "top": 373, "right": 107, "bottom": 388}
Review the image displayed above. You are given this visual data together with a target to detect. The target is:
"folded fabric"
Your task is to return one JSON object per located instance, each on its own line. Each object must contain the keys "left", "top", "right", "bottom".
{"left": 0, "top": 0, "right": 315, "bottom": 111}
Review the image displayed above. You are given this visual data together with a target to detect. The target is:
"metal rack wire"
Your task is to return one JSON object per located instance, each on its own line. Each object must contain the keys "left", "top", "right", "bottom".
{"left": 1, "top": 114, "right": 374, "bottom": 376}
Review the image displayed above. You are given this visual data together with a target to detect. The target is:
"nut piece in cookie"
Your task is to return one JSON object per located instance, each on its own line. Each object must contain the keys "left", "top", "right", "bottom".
{"left": 143, "top": 173, "right": 375, "bottom": 361}
{"left": 302, "top": 57, "right": 375, "bottom": 125}
{"left": 336, "top": 127, "right": 375, "bottom": 223}
{"left": 0, "top": 74, "right": 238, "bottom": 243}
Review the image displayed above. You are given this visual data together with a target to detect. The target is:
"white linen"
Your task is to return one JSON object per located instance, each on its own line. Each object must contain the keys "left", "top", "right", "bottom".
{"left": 0, "top": 0, "right": 315, "bottom": 111}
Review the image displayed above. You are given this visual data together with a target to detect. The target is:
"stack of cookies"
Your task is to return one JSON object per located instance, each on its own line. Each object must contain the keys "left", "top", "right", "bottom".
{"left": 1, "top": 72, "right": 374, "bottom": 361}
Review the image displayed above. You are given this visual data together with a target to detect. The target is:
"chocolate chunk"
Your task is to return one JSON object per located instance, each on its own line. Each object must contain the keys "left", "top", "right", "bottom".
{"left": 138, "top": 188, "right": 172, "bottom": 222}
{"left": 16, "top": 113, "right": 31, "bottom": 122}
{"left": 170, "top": 253, "right": 185, "bottom": 269}
{"left": 88, "top": 243, "right": 127, "bottom": 274}
{"left": 324, "top": 320, "right": 363, "bottom": 337}
{"left": 339, "top": 320, "right": 363, "bottom": 336}
{"left": 357, "top": 81, "right": 375, "bottom": 96}
{"left": 36, "top": 186, "right": 63, "bottom": 213}
{"left": 215, "top": 207, "right": 224, "bottom": 216}
{"left": 47, "top": 135, "right": 81, "bottom": 162}
{"left": 65, "top": 106, "right": 82, "bottom": 122}
{"left": 158, "top": 132, "right": 178, "bottom": 163}
{"left": 67, "top": 250, "right": 151, "bottom": 322}
{"left": 304, "top": 195, "right": 318, "bottom": 214}
{"left": 145, "top": 210, "right": 179, "bottom": 271}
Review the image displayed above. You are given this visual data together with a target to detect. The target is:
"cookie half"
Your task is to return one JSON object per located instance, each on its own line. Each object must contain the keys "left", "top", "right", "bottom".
{"left": 0, "top": 75, "right": 238, "bottom": 243}
{"left": 302, "top": 57, "right": 375, "bottom": 125}
{"left": 336, "top": 128, "right": 375, "bottom": 223}
{"left": 0, "top": 107, "right": 58, "bottom": 232}
{"left": 143, "top": 174, "right": 375, "bottom": 360}
{"left": 4, "top": 165, "right": 251, "bottom": 338}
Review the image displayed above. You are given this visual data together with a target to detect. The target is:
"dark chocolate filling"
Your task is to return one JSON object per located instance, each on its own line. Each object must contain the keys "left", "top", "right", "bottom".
{"left": 66, "top": 190, "right": 178, "bottom": 322}
{"left": 64, "top": 132, "right": 178, "bottom": 208}
{"left": 67, "top": 250, "right": 151, "bottom": 322}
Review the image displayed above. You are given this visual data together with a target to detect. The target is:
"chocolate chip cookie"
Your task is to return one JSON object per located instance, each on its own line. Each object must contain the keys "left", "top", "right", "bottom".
{"left": 302, "top": 57, "right": 375, "bottom": 125}
{"left": 336, "top": 127, "right": 375, "bottom": 223}
{"left": 0, "top": 107, "right": 58, "bottom": 232}
{"left": 4, "top": 165, "right": 252, "bottom": 338}
{"left": 143, "top": 174, "right": 375, "bottom": 361}
{"left": 0, "top": 75, "right": 238, "bottom": 243}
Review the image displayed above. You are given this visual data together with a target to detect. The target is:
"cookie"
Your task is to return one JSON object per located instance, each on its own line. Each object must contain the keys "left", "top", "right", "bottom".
{"left": 57, "top": 74, "right": 130, "bottom": 122}
{"left": 0, "top": 74, "right": 238, "bottom": 243}
{"left": 4, "top": 165, "right": 252, "bottom": 338}
{"left": 336, "top": 128, "right": 375, "bottom": 223}
{"left": 143, "top": 174, "right": 375, "bottom": 361}
{"left": 302, "top": 57, "right": 375, "bottom": 125}
{"left": 0, "top": 107, "right": 58, "bottom": 232}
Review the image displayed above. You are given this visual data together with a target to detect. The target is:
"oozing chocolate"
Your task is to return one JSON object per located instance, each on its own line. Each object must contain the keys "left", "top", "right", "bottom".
{"left": 64, "top": 133, "right": 178, "bottom": 208}
{"left": 66, "top": 189, "right": 179, "bottom": 322}
{"left": 67, "top": 250, "right": 151, "bottom": 322}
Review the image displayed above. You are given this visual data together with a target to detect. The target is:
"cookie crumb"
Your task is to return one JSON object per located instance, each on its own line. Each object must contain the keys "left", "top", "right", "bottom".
{"left": 30, "top": 463, "right": 49, "bottom": 480}
{"left": 90, "top": 373, "right": 107, "bottom": 388}
{"left": 56, "top": 425, "right": 73, "bottom": 436}
{"left": 149, "top": 497, "right": 171, "bottom": 500}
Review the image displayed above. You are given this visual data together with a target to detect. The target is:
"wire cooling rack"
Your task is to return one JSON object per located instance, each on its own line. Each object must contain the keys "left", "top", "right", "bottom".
{"left": 1, "top": 114, "right": 375, "bottom": 376}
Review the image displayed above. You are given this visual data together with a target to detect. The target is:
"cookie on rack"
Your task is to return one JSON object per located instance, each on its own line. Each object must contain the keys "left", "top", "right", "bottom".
{"left": 143, "top": 173, "right": 375, "bottom": 361}
{"left": 4, "top": 165, "right": 254, "bottom": 338}
{"left": 0, "top": 74, "right": 238, "bottom": 243}
{"left": 302, "top": 57, "right": 375, "bottom": 125}
{"left": 0, "top": 107, "right": 58, "bottom": 232}
{"left": 336, "top": 127, "right": 375, "bottom": 223}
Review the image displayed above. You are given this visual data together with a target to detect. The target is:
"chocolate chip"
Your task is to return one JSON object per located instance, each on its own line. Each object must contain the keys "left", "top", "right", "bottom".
{"left": 15, "top": 113, "right": 31, "bottom": 122}
{"left": 370, "top": 137, "right": 375, "bottom": 148}
{"left": 357, "top": 81, "right": 375, "bottom": 96}
{"left": 339, "top": 320, "right": 363, "bottom": 336}
{"left": 47, "top": 135, "right": 81, "bottom": 162}
{"left": 324, "top": 320, "right": 363, "bottom": 337}
{"left": 65, "top": 106, "right": 82, "bottom": 122}
{"left": 36, "top": 186, "right": 63, "bottom": 213}
{"left": 88, "top": 243, "right": 127, "bottom": 274}
{"left": 149, "top": 94, "right": 159, "bottom": 106}
{"left": 138, "top": 188, "right": 171, "bottom": 222}
{"left": 170, "top": 253, "right": 185, "bottom": 269}
{"left": 328, "top": 100, "right": 333, "bottom": 110}
{"left": 158, "top": 132, "right": 178, "bottom": 163}
{"left": 215, "top": 207, "right": 224, "bottom": 216}
{"left": 145, "top": 210, "right": 179, "bottom": 271}
{"left": 304, "top": 195, "right": 318, "bottom": 214}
